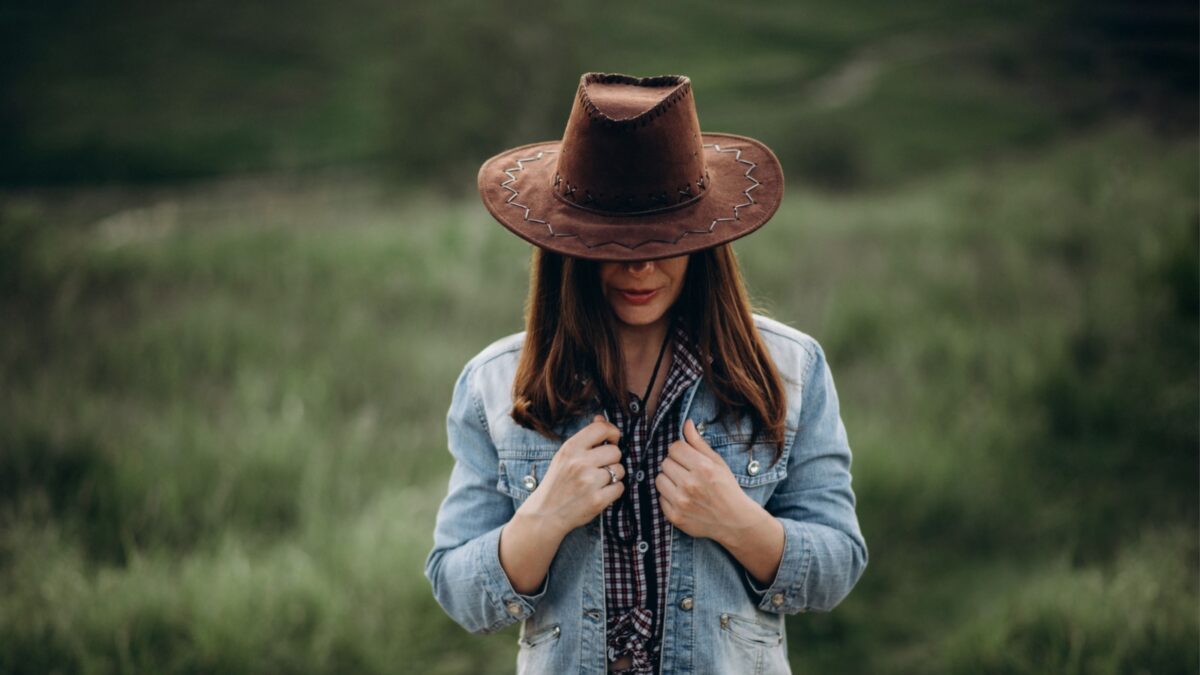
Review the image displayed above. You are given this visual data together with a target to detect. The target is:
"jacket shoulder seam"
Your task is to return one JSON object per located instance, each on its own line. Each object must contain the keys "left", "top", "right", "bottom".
{"left": 468, "top": 332, "right": 525, "bottom": 371}
{"left": 752, "top": 314, "right": 820, "bottom": 382}
{"left": 468, "top": 368, "right": 492, "bottom": 435}
{"left": 461, "top": 333, "right": 525, "bottom": 435}
{"left": 752, "top": 314, "right": 816, "bottom": 350}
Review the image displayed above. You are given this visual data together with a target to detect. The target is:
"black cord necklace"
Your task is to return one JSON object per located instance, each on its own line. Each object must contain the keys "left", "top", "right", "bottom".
{"left": 607, "top": 318, "right": 672, "bottom": 548}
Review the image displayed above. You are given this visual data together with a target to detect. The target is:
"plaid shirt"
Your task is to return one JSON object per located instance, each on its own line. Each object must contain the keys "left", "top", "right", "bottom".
{"left": 603, "top": 319, "right": 703, "bottom": 673}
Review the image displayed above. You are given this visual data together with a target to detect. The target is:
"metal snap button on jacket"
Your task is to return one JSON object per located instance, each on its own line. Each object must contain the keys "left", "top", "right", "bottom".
{"left": 770, "top": 593, "right": 785, "bottom": 607}
{"left": 746, "top": 459, "right": 761, "bottom": 476}
{"left": 522, "top": 474, "right": 537, "bottom": 491}
{"left": 679, "top": 596, "right": 694, "bottom": 611}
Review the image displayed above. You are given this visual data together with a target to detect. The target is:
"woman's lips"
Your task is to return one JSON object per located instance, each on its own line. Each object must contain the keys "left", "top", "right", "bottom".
{"left": 619, "top": 289, "right": 658, "bottom": 305}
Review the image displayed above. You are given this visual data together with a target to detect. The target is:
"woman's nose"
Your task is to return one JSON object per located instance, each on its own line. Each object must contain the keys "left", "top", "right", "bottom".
{"left": 626, "top": 260, "right": 653, "bottom": 275}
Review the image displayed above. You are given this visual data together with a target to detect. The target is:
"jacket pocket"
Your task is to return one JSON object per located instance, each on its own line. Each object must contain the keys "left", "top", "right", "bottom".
{"left": 516, "top": 621, "right": 564, "bottom": 675}
{"left": 701, "top": 416, "right": 793, "bottom": 489}
{"left": 709, "top": 440, "right": 788, "bottom": 487}
{"left": 706, "top": 435, "right": 789, "bottom": 507}
{"left": 719, "top": 611, "right": 783, "bottom": 648}
{"left": 496, "top": 448, "right": 557, "bottom": 505}
{"left": 517, "top": 622, "right": 562, "bottom": 648}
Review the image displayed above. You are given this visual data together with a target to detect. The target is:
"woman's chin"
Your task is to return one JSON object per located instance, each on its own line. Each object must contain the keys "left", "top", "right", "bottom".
{"left": 612, "top": 305, "right": 669, "bottom": 327}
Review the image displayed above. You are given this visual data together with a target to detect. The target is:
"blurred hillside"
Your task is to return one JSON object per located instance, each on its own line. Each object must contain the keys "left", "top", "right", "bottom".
{"left": 2, "top": 0, "right": 1195, "bottom": 187}
{"left": 0, "top": 1, "right": 1196, "bottom": 674}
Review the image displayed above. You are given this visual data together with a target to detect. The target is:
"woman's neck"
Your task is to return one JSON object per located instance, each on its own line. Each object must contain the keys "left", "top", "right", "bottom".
{"left": 615, "top": 314, "right": 673, "bottom": 397}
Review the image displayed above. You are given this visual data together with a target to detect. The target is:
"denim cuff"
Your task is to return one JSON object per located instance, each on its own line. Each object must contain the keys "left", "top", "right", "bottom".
{"left": 742, "top": 516, "right": 812, "bottom": 614}
{"left": 478, "top": 522, "right": 551, "bottom": 630}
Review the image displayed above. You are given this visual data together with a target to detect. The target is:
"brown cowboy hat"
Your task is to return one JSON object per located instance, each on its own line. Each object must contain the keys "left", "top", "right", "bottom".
{"left": 477, "top": 72, "right": 784, "bottom": 262}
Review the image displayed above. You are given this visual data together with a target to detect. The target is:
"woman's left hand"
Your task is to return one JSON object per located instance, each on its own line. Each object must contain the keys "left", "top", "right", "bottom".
{"left": 656, "top": 418, "right": 762, "bottom": 544}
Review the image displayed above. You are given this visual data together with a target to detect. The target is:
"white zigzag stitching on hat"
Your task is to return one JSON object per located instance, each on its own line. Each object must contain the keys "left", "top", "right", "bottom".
{"left": 692, "top": 143, "right": 759, "bottom": 236}
{"left": 499, "top": 144, "right": 758, "bottom": 250}
{"left": 500, "top": 151, "right": 556, "bottom": 225}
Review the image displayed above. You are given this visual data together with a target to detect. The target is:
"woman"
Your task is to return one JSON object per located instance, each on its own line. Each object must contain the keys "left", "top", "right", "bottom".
{"left": 425, "top": 73, "right": 867, "bottom": 674}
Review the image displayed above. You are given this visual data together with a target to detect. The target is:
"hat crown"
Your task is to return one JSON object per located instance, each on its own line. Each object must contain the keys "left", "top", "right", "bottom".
{"left": 476, "top": 70, "right": 784, "bottom": 262}
{"left": 552, "top": 73, "right": 710, "bottom": 215}
{"left": 579, "top": 73, "right": 690, "bottom": 123}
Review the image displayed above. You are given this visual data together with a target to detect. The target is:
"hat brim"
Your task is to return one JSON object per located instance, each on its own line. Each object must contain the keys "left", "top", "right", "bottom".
{"left": 477, "top": 132, "right": 784, "bottom": 262}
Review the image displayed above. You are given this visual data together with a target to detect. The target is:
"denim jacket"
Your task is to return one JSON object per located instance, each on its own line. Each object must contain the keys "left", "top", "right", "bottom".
{"left": 424, "top": 314, "right": 867, "bottom": 674}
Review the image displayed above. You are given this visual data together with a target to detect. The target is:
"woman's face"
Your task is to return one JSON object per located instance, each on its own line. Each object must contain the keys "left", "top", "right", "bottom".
{"left": 598, "top": 255, "right": 689, "bottom": 328}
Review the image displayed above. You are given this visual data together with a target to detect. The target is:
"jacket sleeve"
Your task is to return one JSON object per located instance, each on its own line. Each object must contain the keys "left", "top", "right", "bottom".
{"left": 423, "top": 359, "right": 551, "bottom": 634}
{"left": 743, "top": 338, "right": 868, "bottom": 614}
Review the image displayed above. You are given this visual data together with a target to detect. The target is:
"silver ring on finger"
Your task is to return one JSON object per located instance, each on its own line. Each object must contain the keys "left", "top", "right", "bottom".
{"left": 606, "top": 465, "right": 618, "bottom": 485}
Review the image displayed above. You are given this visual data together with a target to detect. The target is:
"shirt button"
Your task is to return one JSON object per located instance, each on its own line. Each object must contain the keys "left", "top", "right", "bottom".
{"left": 746, "top": 459, "right": 761, "bottom": 476}
{"left": 522, "top": 474, "right": 538, "bottom": 491}
{"left": 506, "top": 601, "right": 522, "bottom": 616}
{"left": 770, "top": 593, "right": 785, "bottom": 607}
{"left": 636, "top": 540, "right": 649, "bottom": 554}
{"left": 630, "top": 400, "right": 640, "bottom": 414}
{"left": 678, "top": 596, "right": 694, "bottom": 611}
{"left": 636, "top": 470, "right": 645, "bottom": 482}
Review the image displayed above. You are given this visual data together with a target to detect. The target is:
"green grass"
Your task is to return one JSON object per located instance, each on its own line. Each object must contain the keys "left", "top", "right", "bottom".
{"left": 1, "top": 1, "right": 1196, "bottom": 670}
{"left": 1, "top": 117, "right": 1195, "bottom": 673}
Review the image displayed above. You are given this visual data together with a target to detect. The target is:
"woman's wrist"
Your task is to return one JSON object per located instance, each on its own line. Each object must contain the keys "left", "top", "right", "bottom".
{"left": 513, "top": 500, "right": 572, "bottom": 544}
{"left": 500, "top": 506, "right": 569, "bottom": 596}
{"left": 711, "top": 494, "right": 762, "bottom": 547}
{"left": 714, "top": 496, "right": 785, "bottom": 587}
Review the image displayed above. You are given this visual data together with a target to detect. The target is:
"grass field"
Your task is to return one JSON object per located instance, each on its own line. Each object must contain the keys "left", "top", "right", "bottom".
{"left": 2, "top": 119, "right": 1195, "bottom": 674}
{"left": 1, "top": 1, "right": 1196, "bottom": 673}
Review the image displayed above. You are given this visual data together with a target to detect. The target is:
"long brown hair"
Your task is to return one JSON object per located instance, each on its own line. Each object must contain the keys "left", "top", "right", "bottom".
{"left": 510, "top": 245, "right": 789, "bottom": 465}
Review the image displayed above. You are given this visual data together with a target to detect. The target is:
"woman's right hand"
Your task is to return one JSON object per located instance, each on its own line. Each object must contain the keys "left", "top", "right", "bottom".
{"left": 519, "top": 415, "right": 626, "bottom": 535}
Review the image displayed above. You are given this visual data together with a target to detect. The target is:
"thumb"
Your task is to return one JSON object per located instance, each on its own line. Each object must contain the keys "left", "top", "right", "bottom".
{"left": 683, "top": 418, "right": 720, "bottom": 458}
